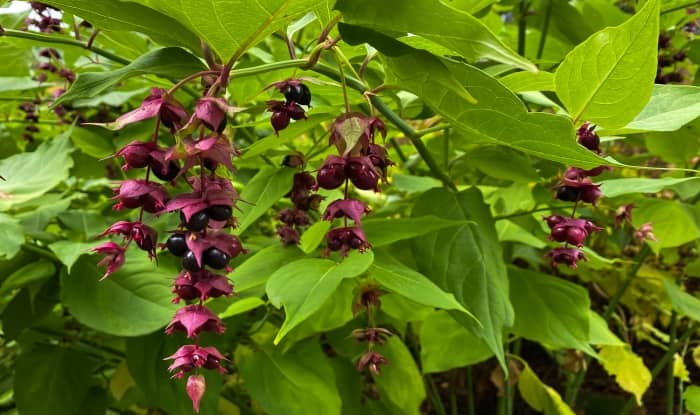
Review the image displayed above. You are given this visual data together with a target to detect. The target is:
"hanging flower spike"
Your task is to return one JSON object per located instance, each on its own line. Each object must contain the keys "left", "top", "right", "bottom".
{"left": 183, "top": 231, "right": 246, "bottom": 270}
{"left": 278, "top": 208, "right": 310, "bottom": 227}
{"left": 634, "top": 222, "right": 657, "bottom": 243}
{"left": 266, "top": 100, "right": 306, "bottom": 135}
{"left": 322, "top": 199, "right": 370, "bottom": 224}
{"left": 193, "top": 97, "right": 229, "bottom": 133}
{"left": 166, "top": 344, "right": 228, "bottom": 378}
{"left": 356, "top": 350, "right": 389, "bottom": 375}
{"left": 113, "top": 179, "right": 169, "bottom": 213}
{"left": 577, "top": 122, "right": 601, "bottom": 153}
{"left": 615, "top": 204, "right": 635, "bottom": 227}
{"left": 114, "top": 141, "right": 160, "bottom": 170}
{"left": 165, "top": 304, "right": 225, "bottom": 338}
{"left": 547, "top": 247, "right": 587, "bottom": 268}
{"left": 316, "top": 155, "right": 348, "bottom": 190}
{"left": 98, "top": 88, "right": 188, "bottom": 132}
{"left": 346, "top": 156, "right": 381, "bottom": 192}
{"left": 99, "top": 221, "right": 158, "bottom": 258}
{"left": 548, "top": 218, "right": 602, "bottom": 247}
{"left": 167, "top": 136, "right": 238, "bottom": 176}
{"left": 554, "top": 178, "right": 602, "bottom": 205}
{"left": 325, "top": 226, "right": 371, "bottom": 257}
{"left": 92, "top": 241, "right": 126, "bottom": 280}
{"left": 269, "top": 78, "right": 312, "bottom": 106}
{"left": 351, "top": 327, "right": 393, "bottom": 345}
{"left": 277, "top": 226, "right": 301, "bottom": 245}
{"left": 172, "top": 270, "right": 233, "bottom": 303}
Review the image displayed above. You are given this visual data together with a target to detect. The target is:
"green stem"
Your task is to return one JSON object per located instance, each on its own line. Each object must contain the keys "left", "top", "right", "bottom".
{"left": 536, "top": 0, "right": 553, "bottom": 60}
{"left": 517, "top": 1, "right": 529, "bottom": 56}
{"left": 466, "top": 366, "right": 476, "bottom": 415}
{"left": 621, "top": 323, "right": 699, "bottom": 415}
{"left": 415, "top": 124, "right": 450, "bottom": 137}
{"left": 21, "top": 243, "right": 60, "bottom": 262}
{"left": 427, "top": 375, "right": 448, "bottom": 415}
{"left": 666, "top": 311, "right": 678, "bottom": 415}
{"left": 566, "top": 244, "right": 652, "bottom": 405}
{"left": 494, "top": 205, "right": 573, "bottom": 221}
{"left": 661, "top": 1, "right": 700, "bottom": 15}
{"left": 1, "top": 29, "right": 130, "bottom": 65}
{"left": 450, "top": 371, "right": 458, "bottom": 415}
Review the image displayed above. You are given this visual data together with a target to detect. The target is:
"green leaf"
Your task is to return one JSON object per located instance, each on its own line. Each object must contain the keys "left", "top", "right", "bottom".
{"left": 372, "top": 337, "right": 426, "bottom": 415}
{"left": 606, "top": 85, "right": 700, "bottom": 134}
{"left": 42, "top": 0, "right": 200, "bottom": 51}
{"left": 240, "top": 114, "right": 332, "bottom": 160}
{"left": 554, "top": 0, "right": 660, "bottom": 128}
{"left": 382, "top": 51, "right": 606, "bottom": 169}
{"left": 2, "top": 279, "right": 59, "bottom": 340}
{"left": 600, "top": 177, "right": 700, "bottom": 198}
{"left": 420, "top": 310, "right": 493, "bottom": 373}
{"left": 509, "top": 267, "right": 593, "bottom": 353}
{"left": 0, "top": 213, "right": 24, "bottom": 259}
{"left": 235, "top": 340, "right": 342, "bottom": 415}
{"left": 0, "top": 260, "right": 55, "bottom": 295}
{"left": 0, "top": 130, "right": 74, "bottom": 210}
{"left": 588, "top": 311, "right": 624, "bottom": 346}
{"left": 127, "top": 331, "right": 221, "bottom": 415}
{"left": 412, "top": 187, "right": 514, "bottom": 369}
{"left": 56, "top": 47, "right": 206, "bottom": 105}
{"left": 48, "top": 240, "right": 96, "bottom": 272}
{"left": 633, "top": 199, "right": 700, "bottom": 251}
{"left": 499, "top": 71, "right": 555, "bottom": 93}
{"left": 335, "top": 0, "right": 536, "bottom": 71}
{"left": 664, "top": 280, "right": 700, "bottom": 322}
{"left": 391, "top": 174, "right": 441, "bottom": 194}
{"left": 362, "top": 216, "right": 469, "bottom": 247}
{"left": 219, "top": 296, "right": 265, "bottom": 319}
{"left": 232, "top": 244, "right": 303, "bottom": 292}
{"left": 372, "top": 250, "right": 474, "bottom": 317}
{"left": 496, "top": 221, "right": 546, "bottom": 248}
{"left": 0, "top": 77, "right": 45, "bottom": 93}
{"left": 684, "top": 385, "right": 700, "bottom": 415}
{"left": 299, "top": 220, "right": 331, "bottom": 254}
{"left": 62, "top": 254, "right": 178, "bottom": 336}
{"left": 136, "top": 0, "right": 328, "bottom": 61}
{"left": 518, "top": 360, "right": 576, "bottom": 415}
{"left": 236, "top": 167, "right": 297, "bottom": 233}
{"left": 266, "top": 250, "right": 373, "bottom": 344}
{"left": 598, "top": 344, "right": 652, "bottom": 405}
{"left": 14, "top": 345, "right": 93, "bottom": 415}
{"left": 467, "top": 146, "right": 541, "bottom": 182}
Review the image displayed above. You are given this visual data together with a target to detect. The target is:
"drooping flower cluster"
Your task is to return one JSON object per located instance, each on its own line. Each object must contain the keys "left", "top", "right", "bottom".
{"left": 545, "top": 123, "right": 606, "bottom": 268}
{"left": 352, "top": 286, "right": 391, "bottom": 379}
{"left": 92, "top": 86, "right": 241, "bottom": 412}
{"left": 277, "top": 163, "right": 324, "bottom": 245}
{"left": 316, "top": 112, "right": 392, "bottom": 256}
{"left": 266, "top": 79, "right": 311, "bottom": 134}
{"left": 656, "top": 33, "right": 690, "bottom": 84}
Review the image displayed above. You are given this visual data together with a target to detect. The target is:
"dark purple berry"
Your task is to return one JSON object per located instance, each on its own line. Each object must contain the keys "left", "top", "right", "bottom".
{"left": 174, "top": 284, "right": 200, "bottom": 301}
{"left": 347, "top": 160, "right": 380, "bottom": 191}
{"left": 207, "top": 205, "right": 232, "bottom": 221}
{"left": 271, "top": 111, "right": 290, "bottom": 134}
{"left": 203, "top": 158, "right": 218, "bottom": 171}
{"left": 182, "top": 251, "right": 201, "bottom": 272}
{"left": 167, "top": 233, "right": 188, "bottom": 257}
{"left": 203, "top": 248, "right": 229, "bottom": 269}
{"left": 556, "top": 186, "right": 580, "bottom": 202}
{"left": 674, "top": 51, "right": 687, "bottom": 61}
{"left": 185, "top": 211, "right": 209, "bottom": 232}
{"left": 283, "top": 83, "right": 311, "bottom": 106}
{"left": 151, "top": 160, "right": 180, "bottom": 181}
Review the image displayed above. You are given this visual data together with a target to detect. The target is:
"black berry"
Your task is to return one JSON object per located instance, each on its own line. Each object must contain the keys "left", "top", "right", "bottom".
{"left": 166, "top": 233, "right": 188, "bottom": 256}
{"left": 556, "top": 186, "right": 580, "bottom": 202}
{"left": 203, "top": 248, "right": 230, "bottom": 269}
{"left": 284, "top": 83, "right": 311, "bottom": 106}
{"left": 184, "top": 211, "right": 209, "bottom": 232}
{"left": 151, "top": 160, "right": 180, "bottom": 181}
{"left": 182, "top": 251, "right": 201, "bottom": 272}
{"left": 207, "top": 205, "right": 232, "bottom": 221}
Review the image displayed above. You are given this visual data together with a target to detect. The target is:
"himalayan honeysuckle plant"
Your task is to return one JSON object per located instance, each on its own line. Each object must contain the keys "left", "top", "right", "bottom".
{"left": 1, "top": 1, "right": 700, "bottom": 415}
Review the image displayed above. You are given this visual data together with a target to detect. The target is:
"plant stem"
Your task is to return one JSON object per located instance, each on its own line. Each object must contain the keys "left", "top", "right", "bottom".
{"left": 1, "top": 29, "right": 130, "bottom": 65}
{"left": 166, "top": 70, "right": 220, "bottom": 95}
{"left": 427, "top": 375, "right": 448, "bottom": 415}
{"left": 517, "top": 1, "right": 529, "bottom": 56}
{"left": 494, "top": 205, "right": 573, "bottom": 221}
{"left": 466, "top": 366, "right": 476, "bottom": 415}
{"left": 450, "top": 371, "right": 458, "bottom": 415}
{"left": 566, "top": 244, "right": 652, "bottom": 405}
{"left": 415, "top": 124, "right": 450, "bottom": 137}
{"left": 536, "top": 0, "right": 553, "bottom": 60}
{"left": 21, "top": 243, "right": 60, "bottom": 262}
{"left": 333, "top": 51, "right": 351, "bottom": 113}
{"left": 620, "top": 322, "right": 700, "bottom": 415}
{"left": 661, "top": 1, "right": 700, "bottom": 15}
{"left": 666, "top": 310, "right": 678, "bottom": 415}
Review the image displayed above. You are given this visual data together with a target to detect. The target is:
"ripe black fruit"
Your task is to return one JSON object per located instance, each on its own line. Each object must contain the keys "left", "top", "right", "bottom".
{"left": 283, "top": 83, "right": 311, "bottom": 106}
{"left": 203, "top": 248, "right": 230, "bottom": 269}
{"left": 208, "top": 205, "right": 232, "bottom": 221}
{"left": 152, "top": 160, "right": 180, "bottom": 181}
{"left": 182, "top": 251, "right": 201, "bottom": 272}
{"left": 184, "top": 211, "right": 209, "bottom": 231}
{"left": 166, "top": 233, "right": 188, "bottom": 256}
{"left": 556, "top": 186, "right": 580, "bottom": 202}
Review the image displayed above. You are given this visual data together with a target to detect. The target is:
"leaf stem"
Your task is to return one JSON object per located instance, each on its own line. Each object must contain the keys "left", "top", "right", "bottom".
{"left": 566, "top": 244, "right": 652, "bottom": 405}
{"left": 466, "top": 366, "right": 476, "bottom": 415}
{"left": 0, "top": 29, "right": 130, "bottom": 65}
{"left": 166, "top": 70, "right": 220, "bottom": 95}
{"left": 536, "top": 0, "right": 553, "bottom": 60}
{"left": 661, "top": 1, "right": 700, "bottom": 15}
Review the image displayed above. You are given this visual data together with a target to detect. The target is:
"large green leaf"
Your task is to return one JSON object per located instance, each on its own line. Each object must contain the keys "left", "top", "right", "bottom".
{"left": 14, "top": 345, "right": 93, "bottom": 415}
{"left": 362, "top": 216, "right": 469, "bottom": 247}
{"left": 509, "top": 267, "right": 593, "bottom": 354}
{"left": 2, "top": 279, "right": 59, "bottom": 340}
{"left": 0, "top": 131, "right": 74, "bottom": 211}
{"left": 232, "top": 244, "right": 303, "bottom": 292}
{"left": 383, "top": 51, "right": 607, "bottom": 169}
{"left": 134, "top": 0, "right": 328, "bottom": 60}
{"left": 266, "top": 250, "right": 373, "bottom": 344}
{"left": 56, "top": 47, "right": 206, "bottom": 104}
{"left": 518, "top": 360, "right": 576, "bottom": 415}
{"left": 0, "top": 260, "right": 55, "bottom": 295}
{"left": 236, "top": 167, "right": 297, "bottom": 233}
{"left": 127, "top": 331, "right": 222, "bottom": 415}
{"left": 335, "top": 0, "right": 536, "bottom": 71}
{"left": 420, "top": 310, "right": 493, "bottom": 373}
{"left": 598, "top": 345, "right": 651, "bottom": 405}
{"left": 42, "top": 0, "right": 200, "bottom": 51}
{"left": 684, "top": 385, "right": 700, "bottom": 415}
{"left": 412, "top": 187, "right": 514, "bottom": 369}
{"left": 62, "top": 254, "right": 178, "bottom": 336}
{"left": 235, "top": 340, "right": 342, "bottom": 415}
{"left": 664, "top": 280, "right": 700, "bottom": 322}
{"left": 372, "top": 337, "right": 426, "bottom": 415}
{"left": 499, "top": 71, "right": 555, "bottom": 93}
{"left": 633, "top": 199, "right": 700, "bottom": 252}
{"left": 371, "top": 250, "right": 474, "bottom": 317}
{"left": 600, "top": 176, "right": 700, "bottom": 198}
{"left": 0, "top": 213, "right": 24, "bottom": 259}
{"left": 606, "top": 85, "right": 700, "bottom": 134}
{"left": 554, "top": 0, "right": 660, "bottom": 128}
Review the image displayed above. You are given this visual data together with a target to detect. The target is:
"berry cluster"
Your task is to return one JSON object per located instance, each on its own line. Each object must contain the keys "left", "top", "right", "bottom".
{"left": 93, "top": 86, "right": 243, "bottom": 411}
{"left": 656, "top": 33, "right": 689, "bottom": 84}
{"left": 546, "top": 123, "right": 606, "bottom": 268}
{"left": 315, "top": 113, "right": 392, "bottom": 256}
{"left": 352, "top": 286, "right": 391, "bottom": 386}
{"left": 266, "top": 79, "right": 311, "bottom": 134}
{"left": 277, "top": 165, "right": 323, "bottom": 245}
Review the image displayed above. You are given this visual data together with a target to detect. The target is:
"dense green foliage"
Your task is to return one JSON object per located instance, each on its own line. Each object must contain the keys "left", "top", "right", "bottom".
{"left": 0, "top": 1, "right": 699, "bottom": 414}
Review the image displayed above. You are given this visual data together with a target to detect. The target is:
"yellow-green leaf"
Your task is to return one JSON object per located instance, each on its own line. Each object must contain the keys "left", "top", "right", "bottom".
{"left": 518, "top": 361, "right": 576, "bottom": 415}
{"left": 673, "top": 353, "right": 690, "bottom": 382}
{"left": 598, "top": 344, "right": 652, "bottom": 405}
